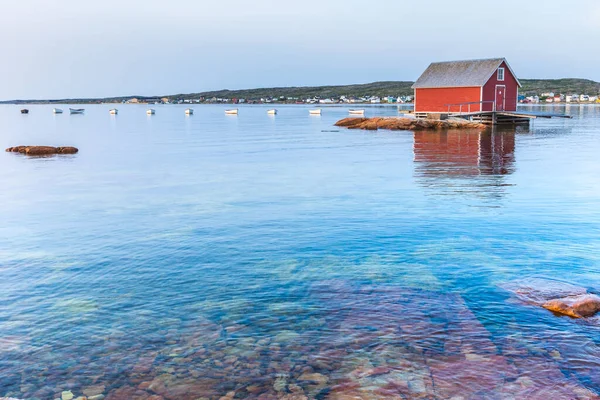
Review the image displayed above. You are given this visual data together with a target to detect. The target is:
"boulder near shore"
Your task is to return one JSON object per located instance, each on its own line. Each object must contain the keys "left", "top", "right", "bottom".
{"left": 5, "top": 146, "right": 78, "bottom": 156}
{"left": 335, "top": 117, "right": 486, "bottom": 131}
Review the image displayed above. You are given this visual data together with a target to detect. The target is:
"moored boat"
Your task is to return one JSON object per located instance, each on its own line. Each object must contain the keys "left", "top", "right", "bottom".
{"left": 69, "top": 108, "right": 85, "bottom": 114}
{"left": 185, "top": 108, "right": 194, "bottom": 115}
{"left": 267, "top": 109, "right": 277, "bottom": 115}
{"left": 20, "top": 109, "right": 29, "bottom": 114}
{"left": 109, "top": 108, "right": 118, "bottom": 115}
{"left": 53, "top": 108, "right": 63, "bottom": 114}
{"left": 349, "top": 109, "right": 365, "bottom": 115}
{"left": 225, "top": 109, "right": 239, "bottom": 115}
{"left": 309, "top": 109, "right": 322, "bottom": 115}
{"left": 147, "top": 109, "right": 156, "bottom": 115}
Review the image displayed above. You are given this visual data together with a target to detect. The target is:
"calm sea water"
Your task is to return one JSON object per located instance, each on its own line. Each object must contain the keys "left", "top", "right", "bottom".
{"left": 1, "top": 104, "right": 600, "bottom": 399}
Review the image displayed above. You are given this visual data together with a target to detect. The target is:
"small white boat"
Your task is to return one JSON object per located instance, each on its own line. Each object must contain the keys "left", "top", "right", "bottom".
{"left": 147, "top": 109, "right": 156, "bottom": 115}
{"left": 267, "top": 109, "right": 278, "bottom": 115}
{"left": 349, "top": 109, "right": 365, "bottom": 115}
{"left": 225, "top": 109, "right": 239, "bottom": 115}
{"left": 309, "top": 109, "right": 322, "bottom": 115}
{"left": 53, "top": 108, "right": 63, "bottom": 114}
{"left": 185, "top": 108, "right": 194, "bottom": 115}
{"left": 69, "top": 108, "right": 85, "bottom": 114}
{"left": 109, "top": 108, "right": 118, "bottom": 115}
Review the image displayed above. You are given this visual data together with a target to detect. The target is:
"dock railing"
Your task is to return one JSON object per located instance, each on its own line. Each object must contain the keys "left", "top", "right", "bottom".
{"left": 444, "top": 101, "right": 496, "bottom": 114}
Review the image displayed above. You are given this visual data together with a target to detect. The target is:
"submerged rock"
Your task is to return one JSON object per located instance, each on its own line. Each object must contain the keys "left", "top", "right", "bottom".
{"left": 543, "top": 294, "right": 600, "bottom": 318}
{"left": 83, "top": 385, "right": 105, "bottom": 397}
{"left": 218, "top": 391, "right": 236, "bottom": 400}
{"left": 502, "top": 278, "right": 587, "bottom": 305}
{"left": 273, "top": 374, "right": 288, "bottom": 392}
{"left": 54, "top": 298, "right": 99, "bottom": 314}
{"left": 502, "top": 278, "right": 600, "bottom": 318}
{"left": 280, "top": 393, "right": 308, "bottom": 400}
{"left": 5, "top": 146, "right": 78, "bottom": 156}
{"left": 297, "top": 372, "right": 328, "bottom": 385}
{"left": 61, "top": 391, "right": 74, "bottom": 400}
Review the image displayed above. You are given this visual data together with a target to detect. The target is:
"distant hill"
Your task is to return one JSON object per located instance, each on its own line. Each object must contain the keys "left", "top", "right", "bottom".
{"left": 186, "top": 79, "right": 599, "bottom": 99}
{"left": 171, "top": 81, "right": 416, "bottom": 101}
{"left": 2, "top": 79, "right": 599, "bottom": 104}
{"left": 163, "top": 78, "right": 600, "bottom": 101}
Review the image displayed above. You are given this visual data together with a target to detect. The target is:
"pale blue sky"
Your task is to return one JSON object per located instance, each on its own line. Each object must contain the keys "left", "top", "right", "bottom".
{"left": 1, "top": 0, "right": 599, "bottom": 100}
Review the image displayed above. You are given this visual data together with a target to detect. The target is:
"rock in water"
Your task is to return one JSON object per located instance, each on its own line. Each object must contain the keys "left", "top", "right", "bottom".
{"left": 502, "top": 278, "right": 600, "bottom": 318}
{"left": 5, "top": 146, "right": 27, "bottom": 153}
{"left": 543, "top": 295, "right": 600, "bottom": 318}
{"left": 83, "top": 385, "right": 105, "bottom": 397}
{"left": 501, "top": 278, "right": 588, "bottom": 305}
{"left": 56, "top": 147, "right": 79, "bottom": 154}
{"left": 334, "top": 117, "right": 486, "bottom": 131}
{"left": 22, "top": 146, "right": 59, "bottom": 156}
{"left": 61, "top": 391, "right": 74, "bottom": 400}
{"left": 5, "top": 146, "right": 78, "bottom": 156}
{"left": 298, "top": 372, "right": 329, "bottom": 385}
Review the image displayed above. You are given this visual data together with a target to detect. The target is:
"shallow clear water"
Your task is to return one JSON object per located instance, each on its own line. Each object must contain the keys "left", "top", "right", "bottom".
{"left": 1, "top": 104, "right": 600, "bottom": 399}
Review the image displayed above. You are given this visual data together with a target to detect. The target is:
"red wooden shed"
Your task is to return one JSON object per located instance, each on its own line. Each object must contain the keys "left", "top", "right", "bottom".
{"left": 412, "top": 58, "right": 521, "bottom": 114}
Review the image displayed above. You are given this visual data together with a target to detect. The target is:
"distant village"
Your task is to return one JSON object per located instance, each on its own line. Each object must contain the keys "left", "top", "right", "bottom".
{"left": 119, "top": 92, "right": 600, "bottom": 105}
{"left": 121, "top": 95, "right": 415, "bottom": 105}
{"left": 520, "top": 93, "right": 600, "bottom": 104}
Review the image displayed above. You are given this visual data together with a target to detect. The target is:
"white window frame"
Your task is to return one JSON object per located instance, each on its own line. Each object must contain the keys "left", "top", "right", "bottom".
{"left": 497, "top": 67, "right": 505, "bottom": 81}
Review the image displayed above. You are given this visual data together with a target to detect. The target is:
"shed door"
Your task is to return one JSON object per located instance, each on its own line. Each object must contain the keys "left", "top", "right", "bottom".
{"left": 495, "top": 86, "right": 505, "bottom": 111}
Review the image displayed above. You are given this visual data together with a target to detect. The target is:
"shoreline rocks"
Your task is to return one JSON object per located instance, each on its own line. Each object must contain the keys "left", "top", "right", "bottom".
{"left": 5, "top": 146, "right": 78, "bottom": 156}
{"left": 334, "top": 117, "right": 486, "bottom": 131}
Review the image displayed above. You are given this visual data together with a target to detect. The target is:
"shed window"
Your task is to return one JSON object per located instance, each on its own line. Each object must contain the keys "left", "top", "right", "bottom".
{"left": 497, "top": 68, "right": 505, "bottom": 81}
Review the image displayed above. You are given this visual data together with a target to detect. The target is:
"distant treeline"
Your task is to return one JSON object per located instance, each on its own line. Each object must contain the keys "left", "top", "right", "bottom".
{"left": 170, "top": 79, "right": 600, "bottom": 100}
{"left": 174, "top": 81, "right": 416, "bottom": 101}
{"left": 3, "top": 79, "right": 599, "bottom": 104}
{"left": 519, "top": 79, "right": 600, "bottom": 96}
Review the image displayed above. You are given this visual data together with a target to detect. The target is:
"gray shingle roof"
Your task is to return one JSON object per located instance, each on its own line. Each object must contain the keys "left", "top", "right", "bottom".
{"left": 412, "top": 58, "right": 520, "bottom": 89}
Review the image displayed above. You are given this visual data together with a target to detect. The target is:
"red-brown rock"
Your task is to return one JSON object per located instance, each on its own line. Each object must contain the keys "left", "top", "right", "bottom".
{"left": 5, "top": 146, "right": 27, "bottom": 153}
{"left": 23, "top": 146, "right": 58, "bottom": 156}
{"left": 543, "top": 294, "right": 600, "bottom": 318}
{"left": 56, "top": 146, "right": 79, "bottom": 154}
{"left": 334, "top": 117, "right": 486, "bottom": 131}
{"left": 502, "top": 278, "right": 600, "bottom": 318}
{"left": 5, "top": 146, "right": 78, "bottom": 156}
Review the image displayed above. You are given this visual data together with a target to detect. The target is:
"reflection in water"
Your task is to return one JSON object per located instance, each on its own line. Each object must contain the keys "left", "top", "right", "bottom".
{"left": 414, "top": 129, "right": 517, "bottom": 198}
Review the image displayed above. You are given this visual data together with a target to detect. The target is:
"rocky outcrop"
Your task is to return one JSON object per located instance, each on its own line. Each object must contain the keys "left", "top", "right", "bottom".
{"left": 5, "top": 146, "right": 78, "bottom": 156}
{"left": 335, "top": 117, "right": 486, "bottom": 131}
{"left": 502, "top": 278, "right": 600, "bottom": 318}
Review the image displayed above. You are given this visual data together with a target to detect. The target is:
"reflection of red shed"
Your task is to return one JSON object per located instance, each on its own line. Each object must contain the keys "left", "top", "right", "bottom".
{"left": 412, "top": 58, "right": 521, "bottom": 113}
{"left": 413, "top": 131, "right": 515, "bottom": 176}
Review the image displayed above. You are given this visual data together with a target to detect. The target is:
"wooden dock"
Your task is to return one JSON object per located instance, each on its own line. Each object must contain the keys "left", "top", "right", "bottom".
{"left": 415, "top": 110, "right": 572, "bottom": 125}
